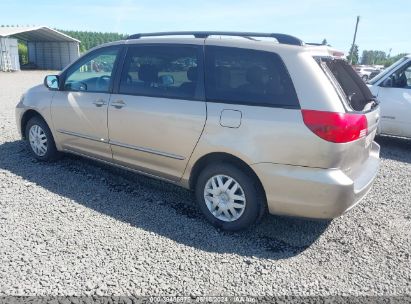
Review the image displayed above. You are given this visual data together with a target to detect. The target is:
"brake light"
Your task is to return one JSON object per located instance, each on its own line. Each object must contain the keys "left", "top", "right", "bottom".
{"left": 302, "top": 110, "right": 367, "bottom": 143}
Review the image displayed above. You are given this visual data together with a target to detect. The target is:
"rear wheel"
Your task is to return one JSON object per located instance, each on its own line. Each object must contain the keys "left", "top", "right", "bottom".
{"left": 195, "top": 163, "right": 265, "bottom": 231}
{"left": 25, "top": 116, "right": 59, "bottom": 161}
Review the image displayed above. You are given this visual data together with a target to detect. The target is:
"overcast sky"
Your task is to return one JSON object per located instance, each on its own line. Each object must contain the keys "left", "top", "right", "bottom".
{"left": 2, "top": 0, "right": 410, "bottom": 56}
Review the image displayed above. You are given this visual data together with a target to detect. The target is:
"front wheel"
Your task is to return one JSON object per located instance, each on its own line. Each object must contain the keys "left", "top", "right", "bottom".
{"left": 195, "top": 163, "right": 266, "bottom": 231}
{"left": 25, "top": 116, "right": 60, "bottom": 161}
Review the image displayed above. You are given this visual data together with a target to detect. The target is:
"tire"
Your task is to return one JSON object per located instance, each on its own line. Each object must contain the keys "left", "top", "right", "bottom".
{"left": 25, "top": 116, "right": 60, "bottom": 161}
{"left": 195, "top": 163, "right": 266, "bottom": 231}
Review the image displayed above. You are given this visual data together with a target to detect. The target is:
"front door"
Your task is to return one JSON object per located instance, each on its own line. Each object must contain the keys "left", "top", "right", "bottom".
{"left": 51, "top": 46, "right": 121, "bottom": 160}
{"left": 377, "top": 60, "right": 411, "bottom": 138}
{"left": 108, "top": 44, "right": 206, "bottom": 181}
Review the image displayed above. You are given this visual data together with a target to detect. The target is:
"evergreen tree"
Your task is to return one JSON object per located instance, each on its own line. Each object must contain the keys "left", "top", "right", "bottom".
{"left": 347, "top": 44, "right": 359, "bottom": 64}
{"left": 58, "top": 29, "right": 127, "bottom": 53}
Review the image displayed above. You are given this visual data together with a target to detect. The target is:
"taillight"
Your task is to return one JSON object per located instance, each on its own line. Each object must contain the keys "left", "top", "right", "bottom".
{"left": 302, "top": 110, "right": 367, "bottom": 143}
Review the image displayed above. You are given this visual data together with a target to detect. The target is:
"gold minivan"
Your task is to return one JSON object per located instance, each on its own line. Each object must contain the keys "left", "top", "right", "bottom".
{"left": 16, "top": 32, "right": 380, "bottom": 231}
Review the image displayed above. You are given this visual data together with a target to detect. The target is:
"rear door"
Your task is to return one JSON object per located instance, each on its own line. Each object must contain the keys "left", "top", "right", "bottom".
{"left": 318, "top": 58, "right": 380, "bottom": 177}
{"left": 108, "top": 44, "right": 206, "bottom": 181}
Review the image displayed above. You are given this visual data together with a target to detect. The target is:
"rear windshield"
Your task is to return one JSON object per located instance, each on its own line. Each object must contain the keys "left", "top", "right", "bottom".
{"left": 317, "top": 58, "right": 375, "bottom": 111}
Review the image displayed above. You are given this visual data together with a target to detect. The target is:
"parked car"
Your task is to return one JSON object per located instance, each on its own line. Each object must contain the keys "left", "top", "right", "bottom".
{"left": 368, "top": 69, "right": 382, "bottom": 80}
{"left": 368, "top": 55, "right": 411, "bottom": 138}
{"left": 355, "top": 66, "right": 379, "bottom": 81}
{"left": 16, "top": 32, "right": 380, "bottom": 231}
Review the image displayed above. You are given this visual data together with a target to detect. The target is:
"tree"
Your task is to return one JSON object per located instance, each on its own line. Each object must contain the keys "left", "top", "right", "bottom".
{"left": 383, "top": 53, "right": 408, "bottom": 67}
{"left": 18, "top": 41, "right": 28, "bottom": 65}
{"left": 347, "top": 44, "right": 359, "bottom": 65}
{"left": 58, "top": 29, "right": 127, "bottom": 53}
{"left": 361, "top": 50, "right": 387, "bottom": 65}
{"left": 321, "top": 38, "right": 328, "bottom": 45}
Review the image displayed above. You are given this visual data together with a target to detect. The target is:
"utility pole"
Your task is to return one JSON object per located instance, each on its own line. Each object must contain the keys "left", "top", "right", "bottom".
{"left": 349, "top": 16, "right": 360, "bottom": 65}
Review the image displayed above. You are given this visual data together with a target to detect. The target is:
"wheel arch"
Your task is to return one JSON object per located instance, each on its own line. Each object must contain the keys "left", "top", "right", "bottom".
{"left": 188, "top": 152, "right": 267, "bottom": 199}
{"left": 20, "top": 109, "right": 47, "bottom": 139}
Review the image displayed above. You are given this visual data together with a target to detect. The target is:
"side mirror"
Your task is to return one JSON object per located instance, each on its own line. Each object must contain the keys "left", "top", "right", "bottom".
{"left": 381, "top": 77, "right": 393, "bottom": 88}
{"left": 44, "top": 75, "right": 59, "bottom": 90}
{"left": 158, "top": 74, "right": 174, "bottom": 87}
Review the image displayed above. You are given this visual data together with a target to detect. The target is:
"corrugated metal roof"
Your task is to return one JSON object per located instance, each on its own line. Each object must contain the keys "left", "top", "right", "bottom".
{"left": 0, "top": 26, "right": 80, "bottom": 43}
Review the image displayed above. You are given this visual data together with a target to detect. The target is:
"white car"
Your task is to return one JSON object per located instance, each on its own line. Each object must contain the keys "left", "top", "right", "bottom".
{"left": 368, "top": 55, "right": 411, "bottom": 138}
{"left": 355, "top": 66, "right": 378, "bottom": 81}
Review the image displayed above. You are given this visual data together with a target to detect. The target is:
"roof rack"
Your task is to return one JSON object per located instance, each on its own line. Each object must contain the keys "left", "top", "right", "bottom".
{"left": 127, "top": 31, "right": 304, "bottom": 46}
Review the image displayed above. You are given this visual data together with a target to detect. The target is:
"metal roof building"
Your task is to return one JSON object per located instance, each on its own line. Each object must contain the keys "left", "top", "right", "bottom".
{"left": 0, "top": 26, "right": 80, "bottom": 71}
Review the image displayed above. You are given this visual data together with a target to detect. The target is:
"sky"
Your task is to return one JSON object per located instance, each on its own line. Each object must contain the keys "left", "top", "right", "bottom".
{"left": 1, "top": 0, "right": 409, "bottom": 56}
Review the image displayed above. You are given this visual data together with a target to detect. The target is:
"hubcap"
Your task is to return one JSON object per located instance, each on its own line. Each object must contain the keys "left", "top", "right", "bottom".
{"left": 204, "top": 174, "right": 246, "bottom": 222}
{"left": 28, "top": 125, "right": 47, "bottom": 156}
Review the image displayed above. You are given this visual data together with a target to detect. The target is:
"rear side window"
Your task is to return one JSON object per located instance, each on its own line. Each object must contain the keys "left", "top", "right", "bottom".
{"left": 119, "top": 45, "right": 203, "bottom": 100}
{"left": 205, "top": 46, "right": 299, "bottom": 108}
{"left": 318, "top": 58, "right": 374, "bottom": 111}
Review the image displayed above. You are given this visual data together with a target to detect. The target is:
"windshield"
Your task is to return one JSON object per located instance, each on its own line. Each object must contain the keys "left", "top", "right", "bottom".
{"left": 368, "top": 56, "right": 409, "bottom": 85}
{"left": 316, "top": 58, "right": 375, "bottom": 111}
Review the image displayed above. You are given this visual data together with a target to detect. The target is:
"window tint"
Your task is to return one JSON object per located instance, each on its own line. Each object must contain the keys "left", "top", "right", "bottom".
{"left": 205, "top": 46, "right": 299, "bottom": 108}
{"left": 64, "top": 47, "right": 119, "bottom": 92}
{"left": 119, "top": 45, "right": 202, "bottom": 99}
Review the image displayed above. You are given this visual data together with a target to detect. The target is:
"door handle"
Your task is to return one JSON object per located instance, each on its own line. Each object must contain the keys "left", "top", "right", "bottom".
{"left": 111, "top": 100, "right": 126, "bottom": 109}
{"left": 93, "top": 99, "right": 107, "bottom": 107}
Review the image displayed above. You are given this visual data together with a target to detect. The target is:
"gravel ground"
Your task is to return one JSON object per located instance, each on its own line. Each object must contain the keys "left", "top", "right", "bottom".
{"left": 0, "top": 71, "right": 410, "bottom": 297}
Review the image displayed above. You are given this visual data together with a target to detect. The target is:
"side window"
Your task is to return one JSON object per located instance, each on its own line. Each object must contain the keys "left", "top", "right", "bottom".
{"left": 205, "top": 46, "right": 299, "bottom": 108}
{"left": 406, "top": 67, "right": 411, "bottom": 87}
{"left": 391, "top": 61, "right": 411, "bottom": 89}
{"left": 64, "top": 47, "right": 120, "bottom": 92}
{"left": 119, "top": 45, "right": 203, "bottom": 100}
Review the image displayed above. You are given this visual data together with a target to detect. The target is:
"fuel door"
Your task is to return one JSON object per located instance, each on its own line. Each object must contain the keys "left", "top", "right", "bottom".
{"left": 220, "top": 109, "right": 242, "bottom": 128}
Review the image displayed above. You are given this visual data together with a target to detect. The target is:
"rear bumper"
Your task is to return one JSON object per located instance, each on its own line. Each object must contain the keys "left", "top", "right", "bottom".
{"left": 251, "top": 142, "right": 380, "bottom": 219}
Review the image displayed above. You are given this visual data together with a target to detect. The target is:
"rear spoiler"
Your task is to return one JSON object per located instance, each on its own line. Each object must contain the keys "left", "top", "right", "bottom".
{"left": 306, "top": 44, "right": 345, "bottom": 59}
